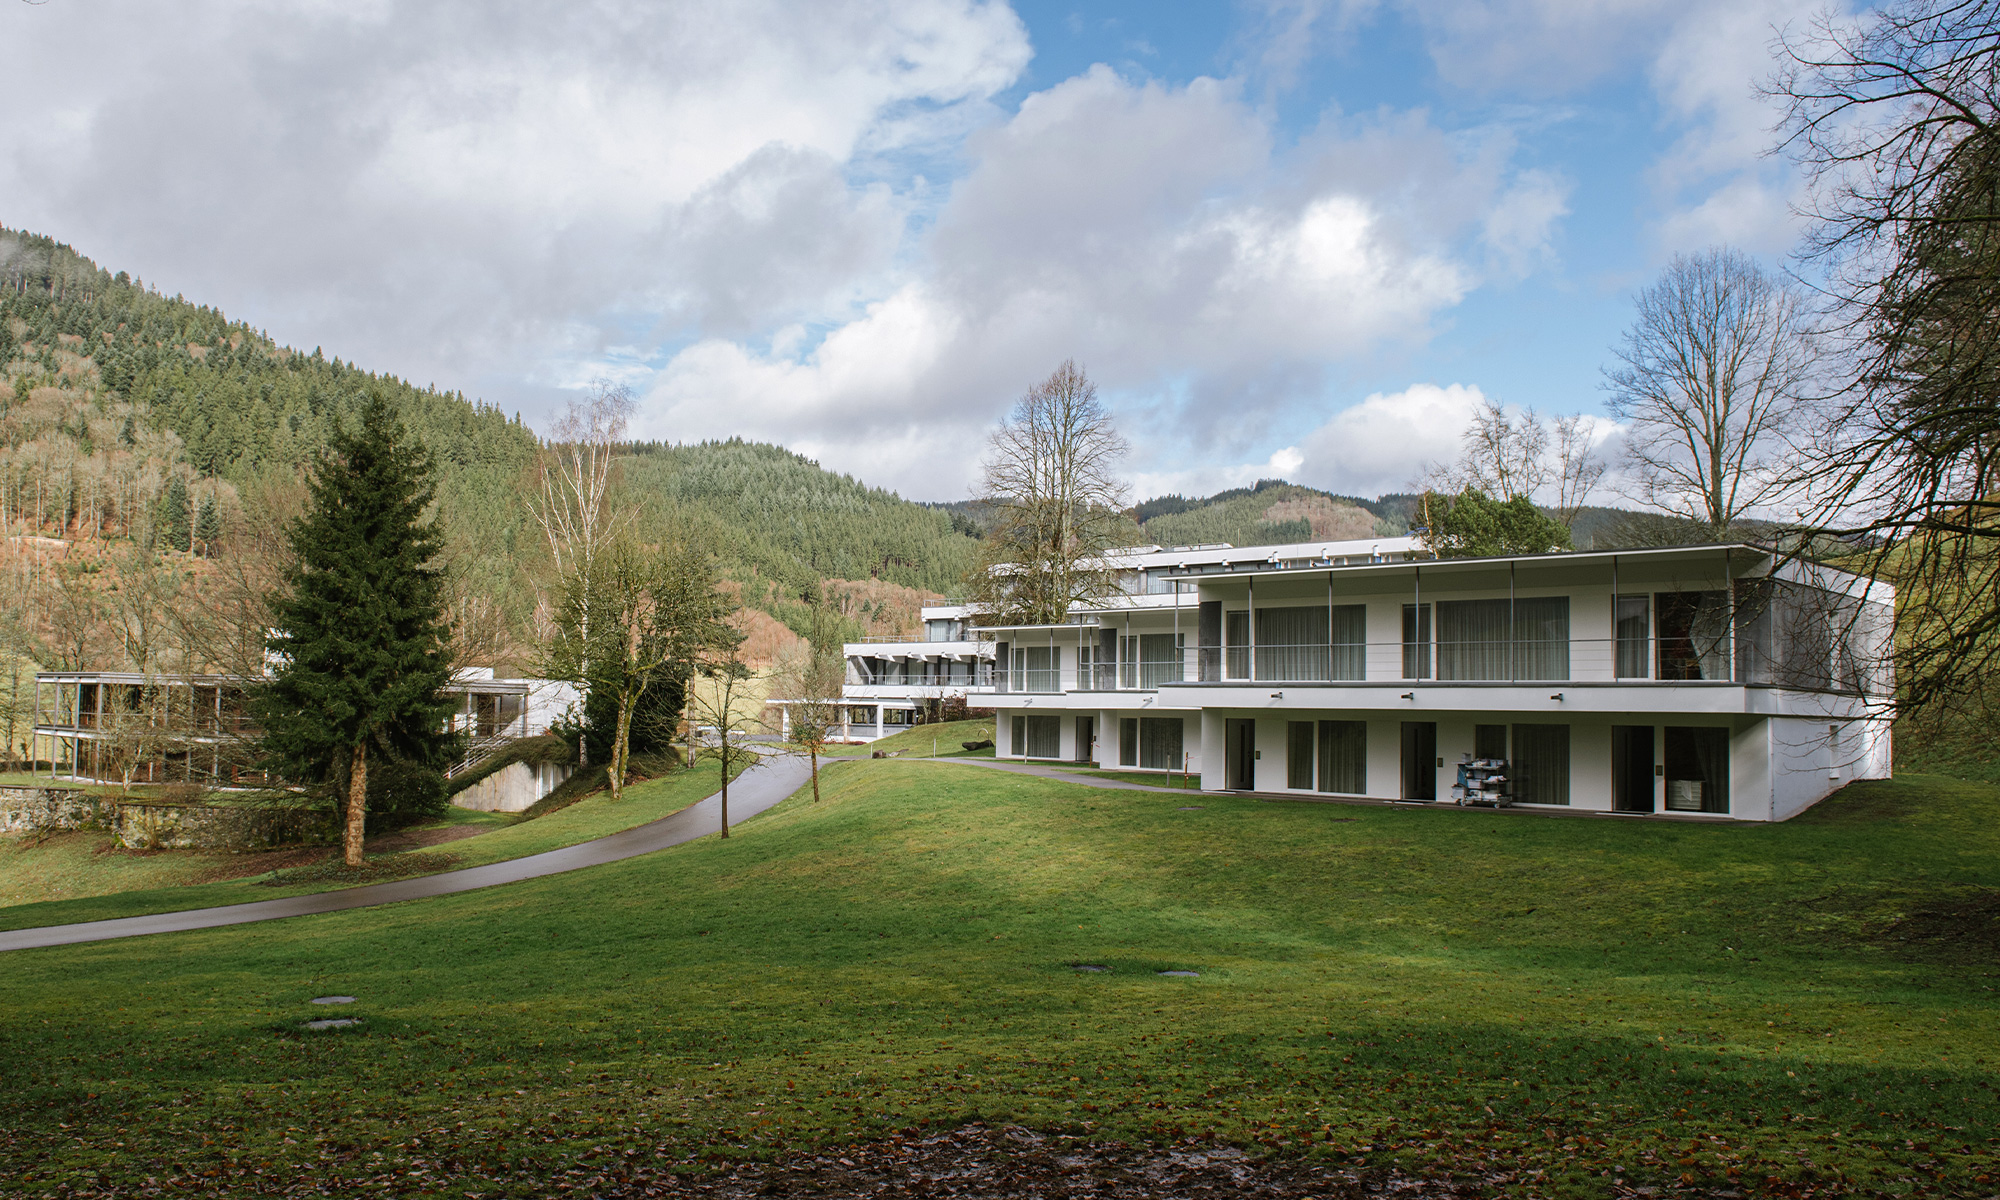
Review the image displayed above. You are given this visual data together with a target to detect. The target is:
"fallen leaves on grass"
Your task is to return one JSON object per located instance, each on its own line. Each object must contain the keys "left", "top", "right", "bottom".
{"left": 256, "top": 850, "right": 462, "bottom": 887}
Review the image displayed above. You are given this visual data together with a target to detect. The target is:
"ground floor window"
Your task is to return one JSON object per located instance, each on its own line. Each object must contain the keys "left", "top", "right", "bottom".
{"left": 1511, "top": 723, "right": 1570, "bottom": 805}
{"left": 1139, "top": 716, "right": 1182, "bottom": 771}
{"left": 1011, "top": 714, "right": 1060, "bottom": 758}
{"left": 1119, "top": 717, "right": 1138, "bottom": 766}
{"left": 883, "top": 708, "right": 914, "bottom": 727}
{"left": 1664, "top": 726, "right": 1730, "bottom": 813}
{"left": 1287, "top": 721, "right": 1314, "bottom": 789}
{"left": 1317, "top": 720, "right": 1366, "bottom": 794}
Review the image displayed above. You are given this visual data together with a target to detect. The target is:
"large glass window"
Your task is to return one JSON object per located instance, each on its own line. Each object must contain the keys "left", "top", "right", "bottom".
{"left": 1664, "top": 726, "right": 1730, "bottom": 813}
{"left": 1139, "top": 633, "right": 1185, "bottom": 688}
{"left": 1139, "top": 716, "right": 1183, "bottom": 770}
{"left": 1511, "top": 724, "right": 1570, "bottom": 805}
{"left": 1012, "top": 646, "right": 1060, "bottom": 693}
{"left": 1317, "top": 720, "right": 1367, "bottom": 794}
{"left": 1402, "top": 603, "right": 1432, "bottom": 679}
{"left": 1015, "top": 714, "right": 1060, "bottom": 758}
{"left": 1119, "top": 717, "right": 1138, "bottom": 766}
{"left": 1658, "top": 592, "right": 1731, "bottom": 681}
{"left": 1436, "top": 598, "right": 1571, "bottom": 680}
{"left": 1615, "top": 595, "right": 1650, "bottom": 678}
{"left": 1287, "top": 721, "right": 1316, "bottom": 788}
{"left": 1225, "top": 611, "right": 1249, "bottom": 679}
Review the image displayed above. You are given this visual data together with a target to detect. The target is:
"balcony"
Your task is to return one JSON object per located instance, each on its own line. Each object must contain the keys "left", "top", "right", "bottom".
{"left": 985, "top": 635, "right": 1887, "bottom": 697}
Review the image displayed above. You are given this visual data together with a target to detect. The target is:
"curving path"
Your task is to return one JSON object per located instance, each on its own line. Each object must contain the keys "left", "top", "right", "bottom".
{"left": 0, "top": 755, "right": 817, "bottom": 954}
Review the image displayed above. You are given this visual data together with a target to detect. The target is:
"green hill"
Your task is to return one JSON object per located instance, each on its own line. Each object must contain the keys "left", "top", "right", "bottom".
{"left": 1135, "top": 480, "right": 1400, "bottom": 547}
{"left": 0, "top": 228, "right": 979, "bottom": 668}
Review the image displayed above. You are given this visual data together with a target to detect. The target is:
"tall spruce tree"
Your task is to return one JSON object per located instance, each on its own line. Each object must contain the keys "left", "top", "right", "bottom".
{"left": 158, "top": 476, "right": 190, "bottom": 551}
{"left": 256, "top": 393, "right": 457, "bottom": 865}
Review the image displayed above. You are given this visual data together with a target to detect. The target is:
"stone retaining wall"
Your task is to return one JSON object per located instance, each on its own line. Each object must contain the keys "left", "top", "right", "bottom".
{"left": 0, "top": 786, "right": 332, "bottom": 850}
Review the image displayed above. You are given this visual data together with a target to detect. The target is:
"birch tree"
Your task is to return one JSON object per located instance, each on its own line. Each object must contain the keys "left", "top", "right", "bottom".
{"left": 532, "top": 379, "right": 635, "bottom": 766}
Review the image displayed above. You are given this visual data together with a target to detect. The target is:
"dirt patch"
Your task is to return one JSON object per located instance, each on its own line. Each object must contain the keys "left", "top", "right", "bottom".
{"left": 361, "top": 822, "right": 493, "bottom": 854}
{"left": 651, "top": 1123, "right": 1474, "bottom": 1199}
{"left": 1871, "top": 887, "right": 2000, "bottom": 958}
{"left": 257, "top": 850, "right": 464, "bottom": 888}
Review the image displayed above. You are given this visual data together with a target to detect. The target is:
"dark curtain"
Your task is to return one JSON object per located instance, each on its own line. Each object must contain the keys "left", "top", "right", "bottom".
{"left": 1318, "top": 720, "right": 1367, "bottom": 794}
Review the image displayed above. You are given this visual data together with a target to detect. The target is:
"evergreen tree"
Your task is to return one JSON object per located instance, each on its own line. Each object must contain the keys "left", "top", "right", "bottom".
{"left": 1418, "top": 488, "right": 1573, "bottom": 558}
{"left": 158, "top": 476, "right": 190, "bottom": 551}
{"left": 254, "top": 393, "right": 458, "bottom": 865}
{"left": 193, "top": 494, "right": 221, "bottom": 551}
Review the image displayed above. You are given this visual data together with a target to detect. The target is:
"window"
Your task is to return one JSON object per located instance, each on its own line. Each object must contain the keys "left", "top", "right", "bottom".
{"left": 1139, "top": 716, "right": 1183, "bottom": 770}
{"left": 1139, "top": 633, "right": 1185, "bottom": 688}
{"left": 1012, "top": 646, "right": 1060, "bottom": 693}
{"left": 1475, "top": 724, "right": 1507, "bottom": 761}
{"left": 1014, "top": 714, "right": 1060, "bottom": 758}
{"left": 1436, "top": 597, "right": 1570, "bottom": 681}
{"left": 1402, "top": 603, "right": 1431, "bottom": 679}
{"left": 884, "top": 709, "right": 914, "bottom": 727}
{"left": 1119, "top": 717, "right": 1138, "bottom": 766}
{"left": 1077, "top": 643, "right": 1097, "bottom": 689}
{"left": 1511, "top": 724, "right": 1570, "bottom": 805}
{"left": 1664, "top": 726, "right": 1729, "bottom": 813}
{"left": 1225, "top": 610, "right": 1249, "bottom": 679}
{"left": 1287, "top": 721, "right": 1315, "bottom": 789}
{"left": 1658, "top": 592, "right": 1731, "bottom": 681}
{"left": 1316, "top": 720, "right": 1366, "bottom": 794}
{"left": 1615, "top": 595, "right": 1650, "bottom": 678}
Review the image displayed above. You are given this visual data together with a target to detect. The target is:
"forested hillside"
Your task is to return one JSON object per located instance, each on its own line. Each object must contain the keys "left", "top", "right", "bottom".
{"left": 1135, "top": 480, "right": 1403, "bottom": 546}
{"left": 0, "top": 229, "right": 983, "bottom": 698}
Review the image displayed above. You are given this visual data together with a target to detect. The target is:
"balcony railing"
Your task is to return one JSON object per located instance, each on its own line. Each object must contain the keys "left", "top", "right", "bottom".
{"left": 984, "top": 636, "right": 1884, "bottom": 693}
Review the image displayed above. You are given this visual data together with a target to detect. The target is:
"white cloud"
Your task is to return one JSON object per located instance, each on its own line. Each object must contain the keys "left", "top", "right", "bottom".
{"left": 0, "top": 0, "right": 1031, "bottom": 392}
{"left": 1294, "top": 382, "right": 1490, "bottom": 497}
{"left": 637, "top": 69, "right": 1554, "bottom": 495}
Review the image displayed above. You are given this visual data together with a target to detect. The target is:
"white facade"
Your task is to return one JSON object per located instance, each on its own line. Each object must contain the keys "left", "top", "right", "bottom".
{"left": 904, "top": 537, "right": 1893, "bottom": 822}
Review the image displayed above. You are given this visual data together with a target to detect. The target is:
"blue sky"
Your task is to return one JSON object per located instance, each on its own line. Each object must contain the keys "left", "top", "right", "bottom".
{"left": 0, "top": 0, "right": 1830, "bottom": 500}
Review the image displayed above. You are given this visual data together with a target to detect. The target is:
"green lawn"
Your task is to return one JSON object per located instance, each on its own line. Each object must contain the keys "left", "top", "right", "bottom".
{"left": 849, "top": 717, "right": 997, "bottom": 758}
{"left": 0, "top": 758, "right": 742, "bottom": 932}
{"left": 1052, "top": 766, "right": 1204, "bottom": 789}
{"left": 0, "top": 763, "right": 1994, "bottom": 1197}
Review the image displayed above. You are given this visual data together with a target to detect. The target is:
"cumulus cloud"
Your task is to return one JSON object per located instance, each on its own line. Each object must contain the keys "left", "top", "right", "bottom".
{"left": 638, "top": 69, "right": 1561, "bottom": 495}
{"left": 0, "top": 0, "right": 1030, "bottom": 391}
{"left": 1293, "top": 382, "right": 1490, "bottom": 498}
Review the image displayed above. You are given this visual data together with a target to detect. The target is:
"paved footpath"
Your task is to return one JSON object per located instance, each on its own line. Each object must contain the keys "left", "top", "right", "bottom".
{"left": 0, "top": 755, "right": 816, "bottom": 954}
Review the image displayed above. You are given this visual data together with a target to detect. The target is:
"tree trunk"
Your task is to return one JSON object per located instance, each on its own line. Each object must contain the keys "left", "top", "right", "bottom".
{"left": 809, "top": 746, "right": 820, "bottom": 803}
{"left": 610, "top": 688, "right": 634, "bottom": 801}
{"left": 719, "top": 737, "right": 730, "bottom": 838}
{"left": 344, "top": 741, "right": 367, "bottom": 867}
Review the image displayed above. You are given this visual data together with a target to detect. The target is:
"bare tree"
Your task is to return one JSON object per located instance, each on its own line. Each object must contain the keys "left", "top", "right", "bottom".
{"left": 545, "top": 535, "right": 734, "bottom": 802}
{"left": 533, "top": 379, "right": 637, "bottom": 765}
{"left": 1551, "top": 413, "right": 1608, "bottom": 529}
{"left": 1421, "top": 399, "right": 1604, "bottom": 530}
{"left": 1602, "top": 248, "right": 1811, "bottom": 541}
{"left": 1768, "top": 0, "right": 2000, "bottom": 712}
{"left": 966, "top": 361, "right": 1132, "bottom": 626}
{"left": 683, "top": 650, "right": 762, "bottom": 838}
{"left": 771, "top": 593, "right": 847, "bottom": 804}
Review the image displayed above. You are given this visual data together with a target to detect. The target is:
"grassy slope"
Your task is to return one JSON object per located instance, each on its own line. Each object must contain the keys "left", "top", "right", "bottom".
{"left": 0, "top": 759, "right": 742, "bottom": 932}
{"left": 852, "top": 718, "right": 997, "bottom": 758}
{"left": 0, "top": 763, "right": 1993, "bottom": 1196}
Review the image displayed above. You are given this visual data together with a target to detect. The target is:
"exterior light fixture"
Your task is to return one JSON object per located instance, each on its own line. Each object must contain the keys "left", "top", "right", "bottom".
{"left": 1270, "top": 691, "right": 1283, "bottom": 699}
{"left": 1399, "top": 692, "right": 1414, "bottom": 701}
{"left": 1550, "top": 693, "right": 1564, "bottom": 701}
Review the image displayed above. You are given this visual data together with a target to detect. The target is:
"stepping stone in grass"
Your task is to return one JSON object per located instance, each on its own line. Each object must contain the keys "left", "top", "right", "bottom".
{"left": 1070, "top": 964, "right": 1110, "bottom": 973}
{"left": 1176, "top": 806, "right": 1204, "bottom": 810}
{"left": 1158, "top": 969, "right": 1200, "bottom": 977}
{"left": 310, "top": 996, "right": 356, "bottom": 1005}
{"left": 304, "top": 1018, "right": 360, "bottom": 1030}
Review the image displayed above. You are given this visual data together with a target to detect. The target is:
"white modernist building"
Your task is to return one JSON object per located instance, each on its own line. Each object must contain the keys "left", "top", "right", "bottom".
{"left": 848, "top": 537, "right": 1892, "bottom": 821}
